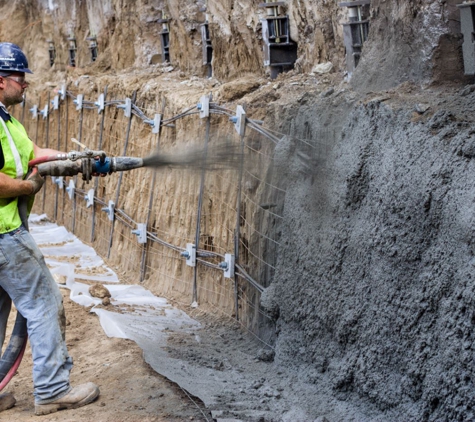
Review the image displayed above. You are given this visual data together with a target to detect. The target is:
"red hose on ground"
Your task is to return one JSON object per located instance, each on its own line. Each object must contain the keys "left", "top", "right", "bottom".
{"left": 2, "top": 155, "right": 67, "bottom": 391}
{"left": 0, "top": 336, "right": 27, "bottom": 392}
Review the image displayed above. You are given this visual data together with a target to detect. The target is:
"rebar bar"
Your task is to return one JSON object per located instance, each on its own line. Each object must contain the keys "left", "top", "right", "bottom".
{"left": 42, "top": 92, "right": 50, "bottom": 213}
{"left": 193, "top": 94, "right": 212, "bottom": 304}
{"left": 72, "top": 102, "right": 84, "bottom": 234}
{"left": 107, "top": 91, "right": 137, "bottom": 259}
{"left": 54, "top": 94, "right": 61, "bottom": 220}
{"left": 91, "top": 86, "right": 108, "bottom": 243}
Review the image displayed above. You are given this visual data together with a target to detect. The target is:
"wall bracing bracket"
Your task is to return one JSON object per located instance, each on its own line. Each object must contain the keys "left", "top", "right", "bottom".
{"left": 95, "top": 93, "right": 105, "bottom": 113}
{"left": 40, "top": 105, "right": 49, "bottom": 119}
{"left": 47, "top": 39, "right": 56, "bottom": 67}
{"left": 198, "top": 95, "right": 210, "bottom": 118}
{"left": 52, "top": 176, "right": 64, "bottom": 189}
{"left": 29, "top": 105, "right": 38, "bottom": 119}
{"left": 261, "top": 12, "right": 298, "bottom": 79}
{"left": 180, "top": 243, "right": 196, "bottom": 267}
{"left": 117, "top": 98, "right": 132, "bottom": 117}
{"left": 131, "top": 223, "right": 147, "bottom": 244}
{"left": 66, "top": 179, "right": 75, "bottom": 200}
{"left": 73, "top": 94, "right": 83, "bottom": 110}
{"left": 339, "top": 0, "right": 371, "bottom": 74}
{"left": 68, "top": 36, "right": 77, "bottom": 67}
{"left": 144, "top": 114, "right": 162, "bottom": 134}
{"left": 457, "top": 2, "right": 475, "bottom": 75}
{"left": 51, "top": 95, "right": 59, "bottom": 110}
{"left": 219, "top": 253, "right": 235, "bottom": 278}
{"left": 200, "top": 22, "right": 213, "bottom": 76}
{"left": 101, "top": 200, "right": 115, "bottom": 221}
{"left": 84, "top": 188, "right": 95, "bottom": 208}
{"left": 87, "top": 36, "right": 98, "bottom": 62}
{"left": 58, "top": 84, "right": 66, "bottom": 101}
{"left": 159, "top": 17, "right": 171, "bottom": 63}
{"left": 230, "top": 105, "right": 246, "bottom": 137}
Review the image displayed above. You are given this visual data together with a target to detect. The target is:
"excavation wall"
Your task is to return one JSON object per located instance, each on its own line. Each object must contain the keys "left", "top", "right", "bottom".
{"left": 0, "top": 0, "right": 463, "bottom": 87}
{"left": 2, "top": 0, "right": 475, "bottom": 420}
{"left": 19, "top": 71, "right": 284, "bottom": 348}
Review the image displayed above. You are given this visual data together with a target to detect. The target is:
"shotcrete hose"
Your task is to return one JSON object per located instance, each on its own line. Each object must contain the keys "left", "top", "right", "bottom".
{"left": 0, "top": 193, "right": 32, "bottom": 391}
{"left": 0, "top": 193, "right": 35, "bottom": 391}
{"left": 28, "top": 153, "right": 69, "bottom": 167}
{"left": 35, "top": 157, "right": 145, "bottom": 178}
{"left": 0, "top": 312, "right": 28, "bottom": 391}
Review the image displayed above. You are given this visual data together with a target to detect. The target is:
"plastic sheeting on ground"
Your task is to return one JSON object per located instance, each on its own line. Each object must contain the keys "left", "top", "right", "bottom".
{"left": 29, "top": 215, "right": 297, "bottom": 421}
{"left": 29, "top": 214, "right": 200, "bottom": 338}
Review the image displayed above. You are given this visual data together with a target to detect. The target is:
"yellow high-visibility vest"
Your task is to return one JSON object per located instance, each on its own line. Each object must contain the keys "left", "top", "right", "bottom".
{"left": 0, "top": 116, "right": 35, "bottom": 233}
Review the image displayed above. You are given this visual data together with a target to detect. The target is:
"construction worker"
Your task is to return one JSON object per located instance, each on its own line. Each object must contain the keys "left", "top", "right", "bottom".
{"left": 0, "top": 42, "right": 99, "bottom": 415}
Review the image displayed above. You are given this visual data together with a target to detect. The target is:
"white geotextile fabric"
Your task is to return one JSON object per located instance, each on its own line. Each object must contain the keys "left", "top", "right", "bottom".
{"left": 28, "top": 216, "right": 289, "bottom": 420}
{"left": 29, "top": 214, "right": 200, "bottom": 340}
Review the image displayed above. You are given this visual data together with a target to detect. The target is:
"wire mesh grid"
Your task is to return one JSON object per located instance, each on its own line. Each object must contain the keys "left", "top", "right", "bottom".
{"left": 198, "top": 125, "right": 240, "bottom": 255}
{"left": 193, "top": 122, "right": 240, "bottom": 314}
{"left": 16, "top": 88, "right": 294, "bottom": 348}
{"left": 145, "top": 241, "right": 195, "bottom": 299}
{"left": 109, "top": 217, "right": 146, "bottom": 276}
{"left": 99, "top": 100, "right": 132, "bottom": 157}
{"left": 236, "top": 284, "right": 275, "bottom": 347}
{"left": 239, "top": 130, "right": 285, "bottom": 289}
{"left": 196, "top": 265, "right": 236, "bottom": 313}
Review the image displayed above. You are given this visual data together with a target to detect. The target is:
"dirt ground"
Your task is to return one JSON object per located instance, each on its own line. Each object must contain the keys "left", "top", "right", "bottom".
{"left": 1, "top": 293, "right": 212, "bottom": 422}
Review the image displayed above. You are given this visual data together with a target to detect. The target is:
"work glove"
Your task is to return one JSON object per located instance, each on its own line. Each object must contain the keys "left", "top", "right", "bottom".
{"left": 26, "top": 168, "right": 45, "bottom": 195}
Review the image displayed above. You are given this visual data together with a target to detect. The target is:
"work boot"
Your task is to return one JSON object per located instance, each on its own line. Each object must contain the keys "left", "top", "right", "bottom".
{"left": 0, "top": 392, "right": 15, "bottom": 412}
{"left": 34, "top": 382, "right": 99, "bottom": 416}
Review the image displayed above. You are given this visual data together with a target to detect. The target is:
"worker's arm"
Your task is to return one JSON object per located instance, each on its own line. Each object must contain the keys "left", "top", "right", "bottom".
{"left": 0, "top": 172, "right": 37, "bottom": 198}
{"left": 0, "top": 142, "right": 64, "bottom": 199}
{"left": 33, "top": 144, "right": 64, "bottom": 158}
{"left": 0, "top": 141, "right": 52, "bottom": 199}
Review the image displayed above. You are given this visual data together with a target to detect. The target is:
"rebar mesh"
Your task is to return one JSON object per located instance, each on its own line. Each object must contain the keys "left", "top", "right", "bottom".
{"left": 12, "top": 87, "right": 322, "bottom": 348}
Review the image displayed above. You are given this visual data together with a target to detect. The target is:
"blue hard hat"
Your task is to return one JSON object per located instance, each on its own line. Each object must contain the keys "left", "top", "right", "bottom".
{"left": 0, "top": 43, "right": 32, "bottom": 74}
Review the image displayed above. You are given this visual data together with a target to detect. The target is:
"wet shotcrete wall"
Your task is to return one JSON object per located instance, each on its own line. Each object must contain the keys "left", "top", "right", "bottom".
{"left": 263, "top": 88, "right": 475, "bottom": 420}
{"left": 352, "top": 0, "right": 466, "bottom": 92}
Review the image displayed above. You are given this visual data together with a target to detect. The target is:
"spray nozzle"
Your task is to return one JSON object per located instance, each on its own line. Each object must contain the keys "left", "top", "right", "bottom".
{"left": 69, "top": 138, "right": 107, "bottom": 163}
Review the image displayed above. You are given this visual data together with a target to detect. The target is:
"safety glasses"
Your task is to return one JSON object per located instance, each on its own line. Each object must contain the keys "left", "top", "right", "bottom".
{"left": 4, "top": 76, "right": 29, "bottom": 87}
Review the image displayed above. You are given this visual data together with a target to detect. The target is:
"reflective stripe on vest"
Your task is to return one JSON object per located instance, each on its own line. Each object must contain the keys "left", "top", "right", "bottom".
{"left": 0, "top": 117, "right": 23, "bottom": 179}
{"left": 0, "top": 117, "right": 35, "bottom": 234}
